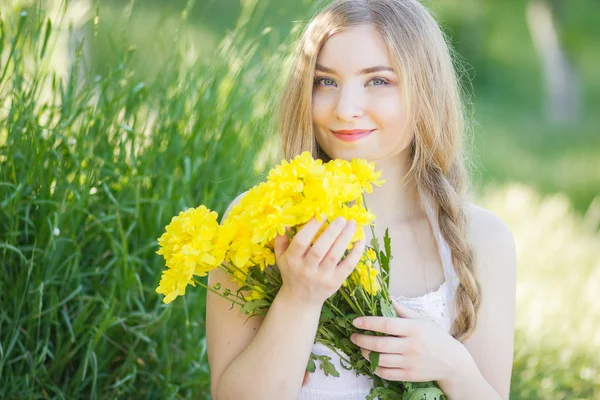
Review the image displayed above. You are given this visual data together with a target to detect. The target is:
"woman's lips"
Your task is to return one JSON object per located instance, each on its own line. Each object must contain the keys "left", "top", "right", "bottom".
{"left": 331, "top": 129, "right": 375, "bottom": 142}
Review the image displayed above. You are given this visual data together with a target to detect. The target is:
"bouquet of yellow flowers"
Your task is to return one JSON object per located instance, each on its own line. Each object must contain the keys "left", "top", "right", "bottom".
{"left": 155, "top": 152, "right": 445, "bottom": 400}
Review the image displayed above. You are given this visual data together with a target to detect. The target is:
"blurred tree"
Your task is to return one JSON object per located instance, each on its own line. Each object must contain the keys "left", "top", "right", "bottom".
{"left": 526, "top": 0, "right": 581, "bottom": 124}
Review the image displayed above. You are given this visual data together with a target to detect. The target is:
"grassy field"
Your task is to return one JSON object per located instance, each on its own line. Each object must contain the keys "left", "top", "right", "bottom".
{"left": 1, "top": 1, "right": 598, "bottom": 399}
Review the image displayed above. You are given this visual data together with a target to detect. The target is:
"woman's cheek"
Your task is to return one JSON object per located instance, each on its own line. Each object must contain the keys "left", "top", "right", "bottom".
{"left": 312, "top": 93, "right": 332, "bottom": 124}
{"left": 373, "top": 94, "right": 403, "bottom": 125}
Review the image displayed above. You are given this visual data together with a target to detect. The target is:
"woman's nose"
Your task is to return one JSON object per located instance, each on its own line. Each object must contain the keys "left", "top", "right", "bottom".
{"left": 333, "top": 87, "right": 364, "bottom": 121}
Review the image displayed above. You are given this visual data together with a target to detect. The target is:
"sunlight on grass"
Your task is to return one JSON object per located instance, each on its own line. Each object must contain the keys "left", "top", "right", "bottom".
{"left": 481, "top": 184, "right": 600, "bottom": 399}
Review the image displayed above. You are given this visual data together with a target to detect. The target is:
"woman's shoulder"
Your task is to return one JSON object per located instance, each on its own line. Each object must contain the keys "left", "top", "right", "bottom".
{"left": 463, "top": 203, "right": 513, "bottom": 243}
{"left": 463, "top": 203, "right": 516, "bottom": 281}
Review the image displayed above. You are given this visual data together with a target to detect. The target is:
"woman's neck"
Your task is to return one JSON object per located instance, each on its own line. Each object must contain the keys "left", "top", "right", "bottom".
{"left": 362, "top": 153, "right": 425, "bottom": 226}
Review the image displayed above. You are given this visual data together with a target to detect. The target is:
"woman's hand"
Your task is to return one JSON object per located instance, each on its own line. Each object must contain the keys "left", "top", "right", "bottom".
{"left": 349, "top": 298, "right": 478, "bottom": 388}
{"left": 273, "top": 216, "right": 366, "bottom": 308}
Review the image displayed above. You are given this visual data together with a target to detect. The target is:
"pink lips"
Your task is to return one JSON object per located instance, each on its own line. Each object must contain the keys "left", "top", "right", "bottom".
{"left": 331, "top": 129, "right": 375, "bottom": 142}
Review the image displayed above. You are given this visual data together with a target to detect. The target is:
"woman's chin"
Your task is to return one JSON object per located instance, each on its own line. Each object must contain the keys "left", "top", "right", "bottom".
{"left": 327, "top": 148, "right": 373, "bottom": 161}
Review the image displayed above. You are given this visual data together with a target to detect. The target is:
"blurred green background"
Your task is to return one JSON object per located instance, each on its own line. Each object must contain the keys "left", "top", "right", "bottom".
{"left": 0, "top": 0, "right": 598, "bottom": 399}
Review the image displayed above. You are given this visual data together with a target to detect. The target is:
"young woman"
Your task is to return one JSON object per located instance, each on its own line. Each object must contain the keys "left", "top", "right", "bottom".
{"left": 206, "top": 1, "right": 516, "bottom": 399}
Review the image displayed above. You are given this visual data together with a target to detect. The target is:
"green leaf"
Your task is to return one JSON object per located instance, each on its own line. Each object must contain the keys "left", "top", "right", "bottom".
{"left": 339, "top": 337, "right": 354, "bottom": 349}
{"left": 369, "top": 351, "right": 380, "bottom": 372}
{"left": 40, "top": 18, "right": 52, "bottom": 59}
{"left": 379, "top": 297, "right": 397, "bottom": 318}
{"left": 320, "top": 304, "right": 335, "bottom": 322}
{"left": 335, "top": 315, "right": 348, "bottom": 328}
{"left": 367, "top": 386, "right": 403, "bottom": 400}
{"left": 383, "top": 228, "right": 392, "bottom": 261}
{"left": 404, "top": 387, "right": 446, "bottom": 400}
{"left": 370, "top": 236, "right": 379, "bottom": 250}
{"left": 379, "top": 249, "right": 389, "bottom": 266}
{"left": 307, "top": 353, "right": 316, "bottom": 373}
{"left": 318, "top": 355, "right": 340, "bottom": 377}
{"left": 354, "top": 358, "right": 369, "bottom": 371}
{"left": 382, "top": 229, "right": 393, "bottom": 281}
{"left": 240, "top": 299, "right": 270, "bottom": 315}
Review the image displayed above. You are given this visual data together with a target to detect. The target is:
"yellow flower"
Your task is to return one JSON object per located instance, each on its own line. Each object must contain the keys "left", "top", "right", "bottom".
{"left": 325, "top": 159, "right": 363, "bottom": 202}
{"left": 250, "top": 245, "right": 276, "bottom": 271}
{"left": 231, "top": 270, "right": 247, "bottom": 286}
{"left": 332, "top": 204, "right": 375, "bottom": 243}
{"left": 156, "top": 205, "right": 223, "bottom": 303}
{"left": 366, "top": 248, "right": 377, "bottom": 263}
{"left": 212, "top": 222, "right": 236, "bottom": 265}
{"left": 229, "top": 237, "right": 254, "bottom": 269}
{"left": 155, "top": 267, "right": 195, "bottom": 304}
{"left": 157, "top": 205, "right": 220, "bottom": 262}
{"left": 267, "top": 151, "right": 326, "bottom": 189}
{"left": 349, "top": 158, "right": 385, "bottom": 193}
{"left": 351, "top": 260, "right": 380, "bottom": 295}
{"left": 156, "top": 151, "right": 385, "bottom": 304}
{"left": 246, "top": 287, "right": 266, "bottom": 301}
{"left": 251, "top": 199, "right": 297, "bottom": 245}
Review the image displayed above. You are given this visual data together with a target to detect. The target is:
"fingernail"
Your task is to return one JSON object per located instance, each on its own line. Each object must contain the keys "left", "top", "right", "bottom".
{"left": 353, "top": 318, "right": 362, "bottom": 327}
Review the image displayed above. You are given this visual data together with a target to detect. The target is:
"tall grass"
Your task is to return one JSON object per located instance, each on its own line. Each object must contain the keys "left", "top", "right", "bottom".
{"left": 0, "top": 2, "right": 280, "bottom": 398}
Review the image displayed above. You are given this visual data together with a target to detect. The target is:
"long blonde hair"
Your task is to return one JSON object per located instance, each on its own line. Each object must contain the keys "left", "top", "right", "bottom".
{"left": 278, "top": 0, "right": 480, "bottom": 342}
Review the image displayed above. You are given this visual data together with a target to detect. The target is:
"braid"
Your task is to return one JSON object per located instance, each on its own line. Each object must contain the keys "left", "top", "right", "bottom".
{"left": 420, "top": 162, "right": 481, "bottom": 342}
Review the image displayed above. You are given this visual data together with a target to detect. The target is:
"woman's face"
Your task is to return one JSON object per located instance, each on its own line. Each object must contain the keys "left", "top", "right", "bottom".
{"left": 312, "top": 24, "right": 412, "bottom": 162}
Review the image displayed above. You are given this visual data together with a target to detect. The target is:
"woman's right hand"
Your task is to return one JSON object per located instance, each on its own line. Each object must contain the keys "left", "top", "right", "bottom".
{"left": 273, "top": 216, "right": 366, "bottom": 308}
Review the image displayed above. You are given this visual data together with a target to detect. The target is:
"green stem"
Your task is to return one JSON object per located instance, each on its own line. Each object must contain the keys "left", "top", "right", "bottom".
{"left": 261, "top": 265, "right": 282, "bottom": 286}
{"left": 318, "top": 326, "right": 335, "bottom": 340}
{"left": 222, "top": 261, "right": 265, "bottom": 290}
{"left": 357, "top": 287, "right": 375, "bottom": 316}
{"left": 315, "top": 337, "right": 352, "bottom": 365}
{"left": 324, "top": 298, "right": 345, "bottom": 316}
{"left": 192, "top": 278, "right": 245, "bottom": 307}
{"left": 338, "top": 287, "right": 364, "bottom": 315}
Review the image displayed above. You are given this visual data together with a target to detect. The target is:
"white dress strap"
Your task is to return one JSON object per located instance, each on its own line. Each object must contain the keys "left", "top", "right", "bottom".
{"left": 417, "top": 185, "right": 460, "bottom": 303}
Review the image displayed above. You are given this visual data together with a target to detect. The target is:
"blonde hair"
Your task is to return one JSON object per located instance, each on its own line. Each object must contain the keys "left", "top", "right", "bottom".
{"left": 278, "top": 0, "right": 480, "bottom": 342}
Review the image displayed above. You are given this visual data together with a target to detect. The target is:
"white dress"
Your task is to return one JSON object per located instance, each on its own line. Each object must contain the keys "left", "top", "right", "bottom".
{"left": 298, "top": 196, "right": 460, "bottom": 400}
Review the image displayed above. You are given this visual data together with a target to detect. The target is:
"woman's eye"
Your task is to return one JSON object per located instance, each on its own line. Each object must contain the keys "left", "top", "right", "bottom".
{"left": 368, "top": 77, "right": 388, "bottom": 86}
{"left": 315, "top": 77, "right": 336, "bottom": 87}
{"left": 314, "top": 77, "right": 388, "bottom": 87}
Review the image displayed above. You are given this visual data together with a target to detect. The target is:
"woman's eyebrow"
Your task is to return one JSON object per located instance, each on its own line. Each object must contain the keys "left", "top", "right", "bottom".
{"left": 315, "top": 64, "right": 395, "bottom": 74}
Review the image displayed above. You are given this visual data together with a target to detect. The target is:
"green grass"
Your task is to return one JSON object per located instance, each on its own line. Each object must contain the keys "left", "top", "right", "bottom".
{"left": 1, "top": 1, "right": 599, "bottom": 399}
{"left": 481, "top": 184, "right": 600, "bottom": 399}
{"left": 0, "top": 3, "right": 280, "bottom": 398}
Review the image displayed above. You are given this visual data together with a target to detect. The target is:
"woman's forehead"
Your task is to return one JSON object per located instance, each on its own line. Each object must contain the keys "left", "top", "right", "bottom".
{"left": 315, "top": 25, "right": 393, "bottom": 73}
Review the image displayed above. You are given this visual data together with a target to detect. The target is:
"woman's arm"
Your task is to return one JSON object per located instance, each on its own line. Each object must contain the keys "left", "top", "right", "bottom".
{"left": 207, "top": 195, "right": 363, "bottom": 400}
{"left": 349, "top": 204, "right": 516, "bottom": 400}
{"left": 441, "top": 204, "right": 516, "bottom": 400}
{"left": 207, "top": 193, "right": 320, "bottom": 399}
{"left": 207, "top": 273, "right": 321, "bottom": 400}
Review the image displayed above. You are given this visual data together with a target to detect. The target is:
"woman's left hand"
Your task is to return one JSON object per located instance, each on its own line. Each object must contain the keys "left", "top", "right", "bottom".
{"left": 349, "top": 298, "right": 475, "bottom": 386}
